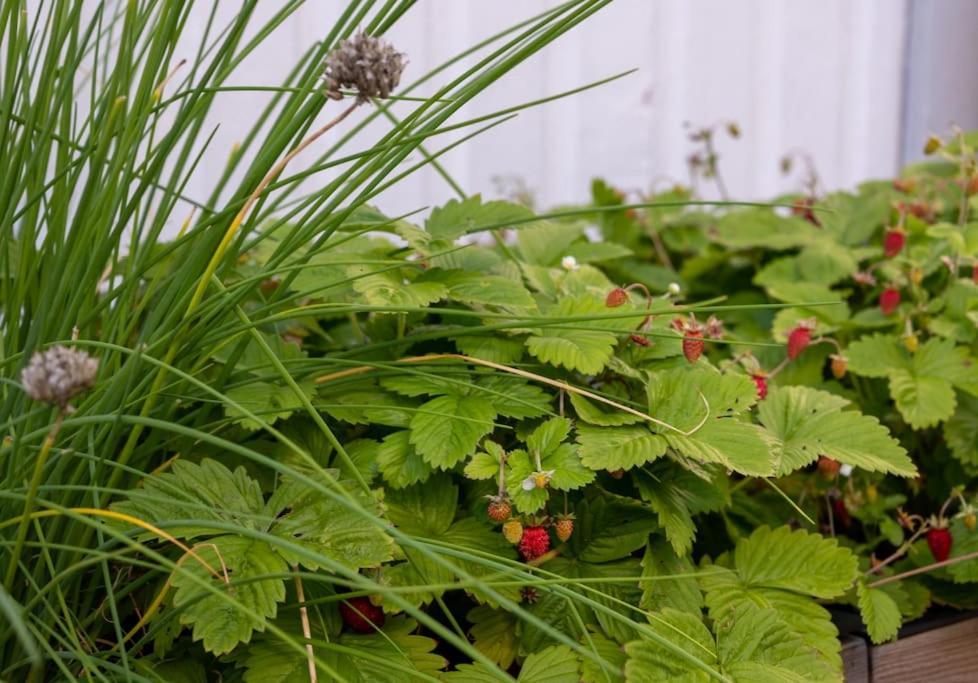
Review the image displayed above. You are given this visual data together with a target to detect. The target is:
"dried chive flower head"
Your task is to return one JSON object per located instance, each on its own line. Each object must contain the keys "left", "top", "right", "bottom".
{"left": 21, "top": 345, "right": 99, "bottom": 408}
{"left": 322, "top": 31, "right": 405, "bottom": 103}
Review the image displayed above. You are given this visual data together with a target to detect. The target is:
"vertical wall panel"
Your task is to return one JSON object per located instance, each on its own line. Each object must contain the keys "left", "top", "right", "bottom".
{"left": 49, "top": 0, "right": 971, "bottom": 231}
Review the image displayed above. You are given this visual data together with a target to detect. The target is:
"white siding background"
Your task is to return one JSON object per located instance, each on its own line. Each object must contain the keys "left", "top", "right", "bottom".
{"left": 174, "top": 0, "right": 978, "bottom": 220}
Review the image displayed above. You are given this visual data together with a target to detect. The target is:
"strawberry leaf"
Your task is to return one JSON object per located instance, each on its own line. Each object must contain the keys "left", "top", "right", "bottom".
{"left": 758, "top": 386, "right": 915, "bottom": 476}
{"left": 857, "top": 581, "right": 902, "bottom": 645}
{"left": 409, "top": 395, "right": 497, "bottom": 469}
{"left": 170, "top": 536, "right": 286, "bottom": 655}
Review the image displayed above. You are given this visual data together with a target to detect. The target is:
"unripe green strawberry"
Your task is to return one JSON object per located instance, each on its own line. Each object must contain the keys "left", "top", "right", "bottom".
{"left": 554, "top": 514, "right": 575, "bottom": 543}
{"left": 486, "top": 495, "right": 511, "bottom": 523}
{"left": 965, "top": 513, "right": 977, "bottom": 532}
{"left": 502, "top": 519, "right": 523, "bottom": 545}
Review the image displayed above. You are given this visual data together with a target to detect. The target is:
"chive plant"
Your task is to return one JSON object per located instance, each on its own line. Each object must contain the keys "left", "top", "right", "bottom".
{"left": 1, "top": 1, "right": 699, "bottom": 681}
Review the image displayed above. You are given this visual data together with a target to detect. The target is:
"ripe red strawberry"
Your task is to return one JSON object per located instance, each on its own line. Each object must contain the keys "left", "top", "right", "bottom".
{"left": 817, "top": 456, "right": 840, "bottom": 479}
{"left": 554, "top": 515, "right": 575, "bottom": 543}
{"left": 605, "top": 287, "right": 629, "bottom": 308}
{"left": 786, "top": 321, "right": 815, "bottom": 360}
{"left": 751, "top": 374, "right": 768, "bottom": 400}
{"left": 486, "top": 495, "right": 511, "bottom": 523}
{"left": 879, "top": 287, "right": 901, "bottom": 316}
{"left": 339, "top": 596, "right": 385, "bottom": 634}
{"left": 502, "top": 519, "right": 523, "bottom": 545}
{"left": 830, "top": 354, "right": 848, "bottom": 380}
{"left": 681, "top": 324, "right": 705, "bottom": 363}
{"left": 883, "top": 228, "right": 906, "bottom": 258}
{"left": 519, "top": 526, "right": 551, "bottom": 560}
{"left": 832, "top": 497, "right": 851, "bottom": 528}
{"left": 927, "top": 527, "right": 953, "bottom": 562}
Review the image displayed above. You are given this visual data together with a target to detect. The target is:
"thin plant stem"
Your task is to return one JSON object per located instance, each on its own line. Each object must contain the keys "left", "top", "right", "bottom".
{"left": 4, "top": 410, "right": 64, "bottom": 591}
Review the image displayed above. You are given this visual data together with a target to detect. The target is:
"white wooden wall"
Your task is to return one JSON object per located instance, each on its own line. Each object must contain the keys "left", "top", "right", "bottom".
{"left": 170, "top": 1, "right": 974, "bottom": 220}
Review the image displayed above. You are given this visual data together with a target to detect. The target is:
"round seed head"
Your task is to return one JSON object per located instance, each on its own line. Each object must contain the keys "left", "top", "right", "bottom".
{"left": 21, "top": 345, "right": 99, "bottom": 407}
{"left": 323, "top": 31, "right": 405, "bottom": 103}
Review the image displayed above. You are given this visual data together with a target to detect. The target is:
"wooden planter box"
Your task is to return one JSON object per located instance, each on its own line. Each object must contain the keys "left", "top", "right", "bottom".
{"left": 842, "top": 612, "right": 978, "bottom": 682}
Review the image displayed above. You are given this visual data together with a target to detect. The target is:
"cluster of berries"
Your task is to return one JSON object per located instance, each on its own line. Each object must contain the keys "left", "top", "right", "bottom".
{"left": 487, "top": 495, "right": 573, "bottom": 561}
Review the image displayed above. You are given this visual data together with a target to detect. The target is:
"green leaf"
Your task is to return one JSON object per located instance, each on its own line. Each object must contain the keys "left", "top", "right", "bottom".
{"left": 409, "top": 395, "right": 497, "bottom": 469}
{"left": 947, "top": 517, "right": 978, "bottom": 583}
{"left": 455, "top": 334, "right": 526, "bottom": 364}
{"left": 647, "top": 368, "right": 758, "bottom": 429}
{"left": 576, "top": 424, "right": 666, "bottom": 471}
{"left": 517, "top": 220, "right": 584, "bottom": 266}
{"left": 385, "top": 475, "right": 458, "bottom": 537}
{"left": 568, "top": 498, "right": 658, "bottom": 564}
{"left": 857, "top": 581, "right": 902, "bottom": 644}
{"left": 243, "top": 616, "right": 445, "bottom": 683}
{"left": 518, "top": 645, "right": 580, "bottom": 682}
{"left": 427, "top": 195, "right": 534, "bottom": 241}
{"left": 465, "top": 443, "right": 503, "bottom": 481}
{"left": 644, "top": 369, "right": 773, "bottom": 476}
{"left": 889, "top": 371, "right": 957, "bottom": 429}
{"left": 526, "top": 296, "right": 636, "bottom": 374}
{"left": 717, "top": 604, "right": 836, "bottom": 682}
{"left": 320, "top": 386, "right": 417, "bottom": 428}
{"left": 421, "top": 268, "right": 535, "bottom": 308}
{"left": 757, "top": 386, "right": 915, "bottom": 477}
{"left": 731, "top": 526, "right": 857, "bottom": 598}
{"left": 547, "top": 556, "right": 643, "bottom": 644}
{"left": 711, "top": 209, "right": 816, "bottom": 250}
{"left": 845, "top": 334, "right": 910, "bottom": 377}
{"left": 635, "top": 475, "right": 696, "bottom": 556}
{"left": 701, "top": 566, "right": 842, "bottom": 671}
{"left": 467, "top": 606, "right": 519, "bottom": 669}
{"left": 570, "top": 392, "right": 645, "bottom": 426}
{"left": 846, "top": 335, "right": 972, "bottom": 429}
{"left": 112, "top": 459, "right": 265, "bottom": 539}
{"left": 579, "top": 630, "right": 628, "bottom": 683}
{"left": 265, "top": 476, "right": 395, "bottom": 571}
{"left": 624, "top": 608, "right": 716, "bottom": 682}
{"left": 640, "top": 542, "right": 703, "bottom": 614}
{"left": 526, "top": 417, "right": 572, "bottom": 455}
{"left": 350, "top": 268, "right": 446, "bottom": 309}
{"left": 170, "top": 536, "right": 286, "bottom": 655}
{"left": 224, "top": 377, "right": 317, "bottom": 430}
{"left": 475, "top": 375, "right": 552, "bottom": 419}
{"left": 375, "top": 431, "right": 433, "bottom": 489}
{"left": 663, "top": 420, "right": 774, "bottom": 477}
{"left": 946, "top": 392, "right": 978, "bottom": 468}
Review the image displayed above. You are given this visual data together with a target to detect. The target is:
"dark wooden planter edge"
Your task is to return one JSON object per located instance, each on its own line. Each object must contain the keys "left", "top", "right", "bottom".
{"left": 842, "top": 611, "right": 978, "bottom": 682}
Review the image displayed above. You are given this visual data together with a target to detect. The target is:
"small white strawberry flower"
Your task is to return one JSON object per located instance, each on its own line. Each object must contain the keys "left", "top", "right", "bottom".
{"left": 561, "top": 255, "right": 578, "bottom": 271}
{"left": 522, "top": 470, "right": 556, "bottom": 490}
{"left": 667, "top": 282, "right": 681, "bottom": 295}
{"left": 839, "top": 464, "right": 854, "bottom": 477}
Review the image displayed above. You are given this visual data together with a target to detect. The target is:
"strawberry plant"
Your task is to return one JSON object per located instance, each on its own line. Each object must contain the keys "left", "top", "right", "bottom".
{"left": 3, "top": 1, "right": 977, "bottom": 681}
